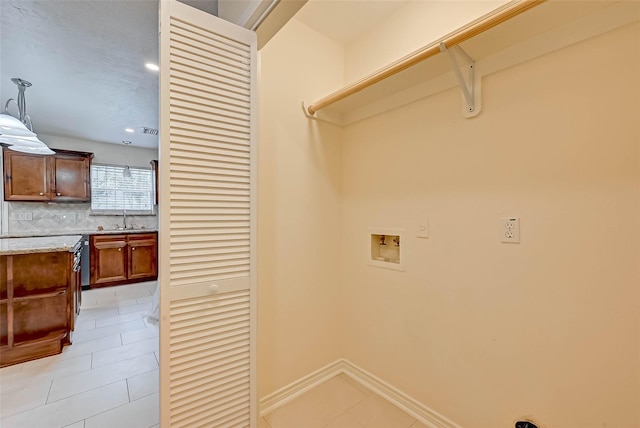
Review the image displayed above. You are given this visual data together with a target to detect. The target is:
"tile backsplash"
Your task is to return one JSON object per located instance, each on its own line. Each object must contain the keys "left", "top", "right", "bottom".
{"left": 7, "top": 202, "right": 158, "bottom": 235}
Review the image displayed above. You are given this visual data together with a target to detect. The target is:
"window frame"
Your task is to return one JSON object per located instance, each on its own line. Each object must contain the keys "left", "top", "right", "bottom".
{"left": 90, "top": 163, "right": 156, "bottom": 215}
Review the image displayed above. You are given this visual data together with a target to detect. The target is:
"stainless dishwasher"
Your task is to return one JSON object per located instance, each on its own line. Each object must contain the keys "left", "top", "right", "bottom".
{"left": 81, "top": 235, "right": 91, "bottom": 289}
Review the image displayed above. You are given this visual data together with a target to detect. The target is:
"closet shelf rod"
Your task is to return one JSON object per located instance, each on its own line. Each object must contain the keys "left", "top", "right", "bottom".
{"left": 305, "top": 0, "right": 546, "bottom": 116}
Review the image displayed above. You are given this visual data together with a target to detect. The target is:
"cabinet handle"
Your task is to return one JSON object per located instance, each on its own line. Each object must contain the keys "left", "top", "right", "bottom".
{"left": 132, "top": 247, "right": 136, "bottom": 251}
{"left": 118, "top": 248, "right": 122, "bottom": 252}
{"left": 57, "top": 192, "right": 61, "bottom": 196}
{"left": 39, "top": 192, "right": 44, "bottom": 196}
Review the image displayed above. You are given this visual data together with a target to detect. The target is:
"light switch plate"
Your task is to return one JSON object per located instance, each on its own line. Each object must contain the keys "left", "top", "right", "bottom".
{"left": 417, "top": 219, "right": 429, "bottom": 238}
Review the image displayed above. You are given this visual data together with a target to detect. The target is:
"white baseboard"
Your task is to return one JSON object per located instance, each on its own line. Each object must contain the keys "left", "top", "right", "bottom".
{"left": 259, "top": 359, "right": 344, "bottom": 416}
{"left": 259, "top": 358, "right": 461, "bottom": 428}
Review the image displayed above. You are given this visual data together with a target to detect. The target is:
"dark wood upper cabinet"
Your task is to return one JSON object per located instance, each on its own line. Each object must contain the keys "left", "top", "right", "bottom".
{"left": 3, "top": 148, "right": 93, "bottom": 202}
{"left": 3, "top": 151, "right": 49, "bottom": 201}
{"left": 52, "top": 153, "right": 91, "bottom": 201}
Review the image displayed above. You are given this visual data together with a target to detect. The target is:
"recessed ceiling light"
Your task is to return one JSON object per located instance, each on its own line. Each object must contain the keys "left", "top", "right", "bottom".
{"left": 145, "top": 63, "right": 159, "bottom": 71}
{"left": 125, "top": 128, "right": 134, "bottom": 133}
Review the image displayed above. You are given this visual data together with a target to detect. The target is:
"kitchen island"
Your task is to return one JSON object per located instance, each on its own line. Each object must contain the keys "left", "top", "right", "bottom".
{"left": 0, "top": 235, "right": 82, "bottom": 367}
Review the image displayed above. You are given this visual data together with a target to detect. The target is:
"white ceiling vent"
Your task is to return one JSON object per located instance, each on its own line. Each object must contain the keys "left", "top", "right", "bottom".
{"left": 141, "top": 127, "right": 159, "bottom": 135}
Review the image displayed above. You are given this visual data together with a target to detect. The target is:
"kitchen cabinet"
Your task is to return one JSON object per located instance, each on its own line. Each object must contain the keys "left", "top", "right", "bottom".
{"left": 51, "top": 151, "right": 92, "bottom": 201}
{"left": 90, "top": 232, "right": 157, "bottom": 287}
{"left": 0, "top": 245, "right": 80, "bottom": 367}
{"left": 3, "top": 148, "right": 93, "bottom": 202}
{"left": 2, "top": 150, "right": 49, "bottom": 201}
{"left": 90, "top": 235, "right": 128, "bottom": 285}
{"left": 128, "top": 233, "right": 157, "bottom": 280}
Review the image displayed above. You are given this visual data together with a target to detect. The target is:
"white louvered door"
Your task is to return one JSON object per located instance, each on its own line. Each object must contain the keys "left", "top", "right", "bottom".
{"left": 158, "top": 1, "right": 257, "bottom": 427}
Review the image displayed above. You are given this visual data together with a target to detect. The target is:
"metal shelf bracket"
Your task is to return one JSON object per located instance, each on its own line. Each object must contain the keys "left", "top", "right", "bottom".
{"left": 439, "top": 43, "right": 481, "bottom": 118}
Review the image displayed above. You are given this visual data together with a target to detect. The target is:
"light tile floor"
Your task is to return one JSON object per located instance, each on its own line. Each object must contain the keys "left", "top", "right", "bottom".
{"left": 1, "top": 281, "right": 424, "bottom": 428}
{"left": 261, "top": 375, "right": 428, "bottom": 428}
{"left": 0, "top": 281, "right": 160, "bottom": 428}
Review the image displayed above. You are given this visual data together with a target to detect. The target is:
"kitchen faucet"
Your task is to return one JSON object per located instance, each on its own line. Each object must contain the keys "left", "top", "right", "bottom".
{"left": 123, "top": 209, "right": 128, "bottom": 230}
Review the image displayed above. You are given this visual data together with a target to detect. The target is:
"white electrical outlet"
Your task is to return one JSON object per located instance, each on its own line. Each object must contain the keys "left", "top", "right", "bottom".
{"left": 501, "top": 217, "right": 520, "bottom": 243}
{"left": 10, "top": 211, "right": 32, "bottom": 221}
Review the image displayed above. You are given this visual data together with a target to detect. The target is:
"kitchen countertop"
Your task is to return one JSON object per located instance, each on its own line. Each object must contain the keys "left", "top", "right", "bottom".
{"left": 0, "top": 235, "right": 83, "bottom": 255}
{"left": 1, "top": 228, "right": 158, "bottom": 239}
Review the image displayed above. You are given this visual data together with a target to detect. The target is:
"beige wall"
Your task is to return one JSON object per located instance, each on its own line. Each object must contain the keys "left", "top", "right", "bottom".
{"left": 41, "top": 134, "right": 158, "bottom": 168}
{"left": 257, "top": 18, "right": 344, "bottom": 398}
{"left": 340, "top": 22, "right": 639, "bottom": 428}
{"left": 258, "top": 3, "right": 640, "bottom": 426}
{"left": 344, "top": 0, "right": 508, "bottom": 83}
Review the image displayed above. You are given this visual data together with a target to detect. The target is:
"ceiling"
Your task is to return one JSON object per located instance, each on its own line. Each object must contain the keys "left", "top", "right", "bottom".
{"left": 0, "top": 0, "right": 164, "bottom": 149}
{"left": 0, "top": 0, "right": 218, "bottom": 150}
{"left": 0, "top": 0, "right": 407, "bottom": 150}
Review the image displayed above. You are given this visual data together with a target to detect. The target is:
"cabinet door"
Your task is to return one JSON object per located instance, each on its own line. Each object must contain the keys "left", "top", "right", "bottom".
{"left": 128, "top": 233, "right": 157, "bottom": 281}
{"left": 52, "top": 155, "right": 91, "bottom": 201}
{"left": 12, "top": 294, "right": 68, "bottom": 344}
{"left": 3, "top": 150, "right": 49, "bottom": 201}
{"left": 91, "top": 235, "right": 128, "bottom": 285}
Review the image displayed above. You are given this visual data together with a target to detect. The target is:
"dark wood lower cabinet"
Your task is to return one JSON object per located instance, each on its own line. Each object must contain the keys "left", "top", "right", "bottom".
{"left": 91, "top": 235, "right": 128, "bottom": 285}
{"left": 0, "top": 250, "right": 77, "bottom": 367}
{"left": 128, "top": 234, "right": 158, "bottom": 281}
{"left": 90, "top": 232, "right": 157, "bottom": 288}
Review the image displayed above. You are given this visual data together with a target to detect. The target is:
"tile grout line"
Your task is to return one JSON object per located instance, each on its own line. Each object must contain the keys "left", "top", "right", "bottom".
{"left": 319, "top": 383, "right": 369, "bottom": 428}
{"left": 3, "top": 283, "right": 159, "bottom": 427}
{"left": 45, "top": 378, "right": 54, "bottom": 405}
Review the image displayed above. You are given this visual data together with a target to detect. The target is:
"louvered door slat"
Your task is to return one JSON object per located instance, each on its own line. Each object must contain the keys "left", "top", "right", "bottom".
{"left": 171, "top": 23, "right": 250, "bottom": 62}
{"left": 171, "top": 85, "right": 250, "bottom": 113}
{"left": 160, "top": 1, "right": 256, "bottom": 427}
{"left": 171, "top": 105, "right": 250, "bottom": 130}
{"left": 171, "top": 60, "right": 250, "bottom": 90}
{"left": 171, "top": 90, "right": 250, "bottom": 119}
{"left": 171, "top": 128, "right": 250, "bottom": 148}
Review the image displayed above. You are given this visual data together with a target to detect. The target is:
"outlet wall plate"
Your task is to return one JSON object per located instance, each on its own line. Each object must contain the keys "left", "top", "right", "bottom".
{"left": 501, "top": 217, "right": 520, "bottom": 243}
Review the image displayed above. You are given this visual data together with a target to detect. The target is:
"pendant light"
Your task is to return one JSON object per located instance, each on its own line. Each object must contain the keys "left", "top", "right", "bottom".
{"left": 122, "top": 140, "right": 132, "bottom": 177}
{"left": 0, "top": 135, "right": 55, "bottom": 155}
{"left": 0, "top": 78, "right": 54, "bottom": 155}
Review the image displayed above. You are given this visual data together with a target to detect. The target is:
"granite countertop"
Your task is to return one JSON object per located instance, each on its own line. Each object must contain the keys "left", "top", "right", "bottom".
{"left": 2, "top": 228, "right": 158, "bottom": 239}
{"left": 0, "top": 235, "right": 83, "bottom": 255}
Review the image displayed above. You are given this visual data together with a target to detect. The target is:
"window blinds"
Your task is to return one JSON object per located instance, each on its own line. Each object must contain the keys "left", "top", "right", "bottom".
{"left": 91, "top": 164, "right": 153, "bottom": 212}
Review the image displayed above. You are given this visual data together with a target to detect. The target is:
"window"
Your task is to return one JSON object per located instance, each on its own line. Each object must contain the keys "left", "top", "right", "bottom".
{"left": 91, "top": 164, "right": 155, "bottom": 213}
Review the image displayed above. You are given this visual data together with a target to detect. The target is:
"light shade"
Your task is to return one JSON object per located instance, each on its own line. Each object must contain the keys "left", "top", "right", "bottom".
{"left": 0, "top": 112, "right": 37, "bottom": 138}
{"left": 0, "top": 135, "right": 55, "bottom": 155}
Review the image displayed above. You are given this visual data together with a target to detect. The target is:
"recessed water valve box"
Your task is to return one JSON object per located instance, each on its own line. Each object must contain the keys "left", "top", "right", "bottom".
{"left": 368, "top": 229, "right": 405, "bottom": 271}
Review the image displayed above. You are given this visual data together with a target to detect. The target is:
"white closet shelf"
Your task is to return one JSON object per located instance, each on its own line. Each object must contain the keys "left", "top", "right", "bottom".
{"left": 304, "top": 0, "right": 639, "bottom": 125}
